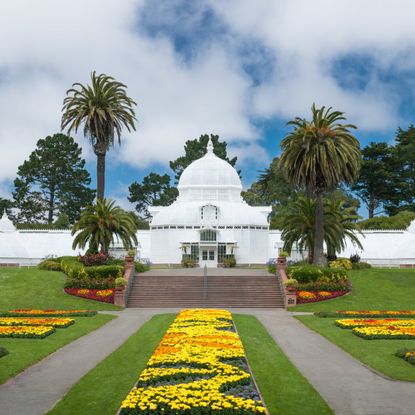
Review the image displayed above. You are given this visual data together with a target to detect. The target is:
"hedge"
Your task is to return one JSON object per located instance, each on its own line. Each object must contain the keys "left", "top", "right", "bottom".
{"left": 287, "top": 264, "right": 348, "bottom": 283}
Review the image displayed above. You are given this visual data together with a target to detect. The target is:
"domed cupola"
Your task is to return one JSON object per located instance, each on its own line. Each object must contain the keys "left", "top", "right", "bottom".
{"left": 177, "top": 138, "right": 242, "bottom": 202}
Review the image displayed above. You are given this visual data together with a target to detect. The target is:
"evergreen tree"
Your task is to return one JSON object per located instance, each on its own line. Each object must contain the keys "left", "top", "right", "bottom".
{"left": 169, "top": 134, "right": 238, "bottom": 183}
{"left": 12, "top": 134, "right": 95, "bottom": 224}
{"left": 128, "top": 173, "right": 178, "bottom": 218}
{"left": 0, "top": 198, "right": 14, "bottom": 218}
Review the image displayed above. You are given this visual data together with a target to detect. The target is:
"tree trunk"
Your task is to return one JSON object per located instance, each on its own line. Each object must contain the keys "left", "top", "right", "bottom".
{"left": 96, "top": 152, "right": 106, "bottom": 201}
{"left": 48, "top": 190, "right": 55, "bottom": 224}
{"left": 368, "top": 198, "right": 375, "bottom": 218}
{"left": 313, "top": 191, "right": 326, "bottom": 265}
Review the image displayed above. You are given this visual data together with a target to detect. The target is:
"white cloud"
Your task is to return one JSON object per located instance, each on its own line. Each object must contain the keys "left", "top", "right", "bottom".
{"left": 1, "top": 0, "right": 415, "bottom": 201}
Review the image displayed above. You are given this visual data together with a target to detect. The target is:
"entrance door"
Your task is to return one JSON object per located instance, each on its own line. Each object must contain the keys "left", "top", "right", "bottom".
{"left": 199, "top": 248, "right": 217, "bottom": 268}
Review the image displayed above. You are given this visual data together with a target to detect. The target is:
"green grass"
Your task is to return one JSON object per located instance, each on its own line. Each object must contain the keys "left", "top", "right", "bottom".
{"left": 296, "top": 315, "right": 415, "bottom": 381}
{"left": 0, "top": 267, "right": 120, "bottom": 310}
{"left": 234, "top": 314, "right": 333, "bottom": 415}
{"left": 293, "top": 268, "right": 415, "bottom": 311}
{"left": 47, "top": 314, "right": 176, "bottom": 415}
{"left": 0, "top": 314, "right": 115, "bottom": 384}
{"left": 48, "top": 313, "right": 333, "bottom": 415}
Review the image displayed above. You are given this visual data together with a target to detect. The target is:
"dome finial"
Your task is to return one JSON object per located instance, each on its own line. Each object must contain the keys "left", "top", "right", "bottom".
{"left": 206, "top": 137, "right": 214, "bottom": 154}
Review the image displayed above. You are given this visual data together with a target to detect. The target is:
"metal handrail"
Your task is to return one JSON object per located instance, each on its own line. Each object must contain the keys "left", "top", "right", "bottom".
{"left": 203, "top": 265, "right": 208, "bottom": 306}
{"left": 124, "top": 266, "right": 135, "bottom": 306}
{"left": 276, "top": 269, "right": 286, "bottom": 308}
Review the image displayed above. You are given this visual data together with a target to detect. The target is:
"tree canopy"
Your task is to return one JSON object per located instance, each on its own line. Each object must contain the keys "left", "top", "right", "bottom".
{"left": 12, "top": 134, "right": 95, "bottom": 224}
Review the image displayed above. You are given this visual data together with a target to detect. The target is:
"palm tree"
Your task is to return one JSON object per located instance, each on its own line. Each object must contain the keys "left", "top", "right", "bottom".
{"left": 72, "top": 198, "right": 138, "bottom": 254}
{"left": 281, "top": 196, "right": 363, "bottom": 262}
{"left": 280, "top": 104, "right": 361, "bottom": 265}
{"left": 61, "top": 71, "right": 137, "bottom": 200}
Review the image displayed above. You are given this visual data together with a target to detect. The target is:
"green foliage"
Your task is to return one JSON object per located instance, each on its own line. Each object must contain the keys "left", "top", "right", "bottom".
{"left": 280, "top": 196, "right": 362, "bottom": 260}
{"left": 268, "top": 264, "right": 276, "bottom": 274}
{"left": 12, "top": 134, "right": 95, "bottom": 224}
{"left": 0, "top": 198, "right": 14, "bottom": 218}
{"left": 134, "top": 262, "right": 149, "bottom": 273}
{"left": 181, "top": 257, "right": 197, "bottom": 268}
{"left": 222, "top": 257, "right": 236, "bottom": 268}
{"left": 395, "top": 348, "right": 415, "bottom": 365}
{"left": 280, "top": 104, "right": 361, "bottom": 264}
{"left": 351, "top": 262, "right": 372, "bottom": 270}
{"left": 72, "top": 199, "right": 138, "bottom": 254}
{"left": 128, "top": 173, "right": 178, "bottom": 218}
{"left": 60, "top": 256, "right": 123, "bottom": 281}
{"left": 115, "top": 277, "right": 127, "bottom": 287}
{"left": 329, "top": 258, "right": 352, "bottom": 270}
{"left": 287, "top": 265, "right": 348, "bottom": 283}
{"left": 169, "top": 134, "right": 238, "bottom": 182}
{"left": 358, "top": 210, "right": 415, "bottom": 230}
{"left": 37, "top": 259, "right": 61, "bottom": 271}
{"left": 61, "top": 71, "right": 137, "bottom": 200}
{"left": 65, "top": 278, "right": 115, "bottom": 289}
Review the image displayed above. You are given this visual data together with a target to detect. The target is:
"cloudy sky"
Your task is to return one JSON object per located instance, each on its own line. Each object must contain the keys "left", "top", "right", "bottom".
{"left": 2, "top": 0, "right": 415, "bottom": 216}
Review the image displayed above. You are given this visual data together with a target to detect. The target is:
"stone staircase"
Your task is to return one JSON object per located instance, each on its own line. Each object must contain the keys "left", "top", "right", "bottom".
{"left": 127, "top": 274, "right": 285, "bottom": 308}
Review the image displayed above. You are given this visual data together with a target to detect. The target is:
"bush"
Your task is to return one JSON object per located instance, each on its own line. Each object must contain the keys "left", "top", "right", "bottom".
{"left": 79, "top": 252, "right": 108, "bottom": 266}
{"left": 0, "top": 347, "right": 8, "bottom": 358}
{"left": 65, "top": 277, "right": 115, "bottom": 289}
{"left": 38, "top": 259, "right": 61, "bottom": 271}
{"left": 329, "top": 258, "right": 352, "bottom": 270}
{"left": 296, "top": 280, "right": 350, "bottom": 292}
{"left": 351, "top": 262, "right": 372, "bottom": 269}
{"left": 284, "top": 278, "right": 298, "bottom": 287}
{"left": 60, "top": 257, "right": 122, "bottom": 280}
{"left": 115, "top": 277, "right": 127, "bottom": 287}
{"left": 182, "top": 258, "right": 197, "bottom": 268}
{"left": 349, "top": 254, "right": 360, "bottom": 263}
{"left": 287, "top": 264, "right": 348, "bottom": 283}
{"left": 268, "top": 264, "right": 276, "bottom": 274}
{"left": 222, "top": 257, "right": 236, "bottom": 268}
{"left": 134, "top": 262, "right": 149, "bottom": 273}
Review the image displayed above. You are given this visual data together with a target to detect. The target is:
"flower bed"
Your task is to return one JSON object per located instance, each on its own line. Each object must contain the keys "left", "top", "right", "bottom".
{"left": 0, "top": 317, "right": 74, "bottom": 328}
{"left": 395, "top": 348, "right": 415, "bottom": 365}
{"left": 64, "top": 288, "right": 114, "bottom": 303}
{"left": 316, "top": 310, "right": 415, "bottom": 318}
{"left": 296, "top": 290, "right": 348, "bottom": 303}
{"left": 352, "top": 325, "right": 415, "bottom": 340}
{"left": 0, "top": 309, "right": 97, "bottom": 317}
{"left": 0, "top": 325, "right": 55, "bottom": 338}
{"left": 335, "top": 318, "right": 415, "bottom": 329}
{"left": 119, "top": 309, "right": 267, "bottom": 415}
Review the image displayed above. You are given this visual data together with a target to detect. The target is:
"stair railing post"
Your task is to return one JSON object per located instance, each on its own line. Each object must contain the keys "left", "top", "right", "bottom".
{"left": 203, "top": 265, "right": 208, "bottom": 306}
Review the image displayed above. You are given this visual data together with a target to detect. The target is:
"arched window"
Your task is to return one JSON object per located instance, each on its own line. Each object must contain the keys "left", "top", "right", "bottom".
{"left": 200, "top": 229, "right": 217, "bottom": 242}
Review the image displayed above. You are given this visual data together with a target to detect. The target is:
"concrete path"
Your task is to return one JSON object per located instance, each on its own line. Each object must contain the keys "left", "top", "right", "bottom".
{"left": 249, "top": 309, "right": 415, "bottom": 415}
{"left": 0, "top": 308, "right": 176, "bottom": 415}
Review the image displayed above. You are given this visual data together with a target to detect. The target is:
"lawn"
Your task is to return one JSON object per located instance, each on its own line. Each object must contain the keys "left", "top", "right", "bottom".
{"left": 234, "top": 314, "right": 333, "bottom": 415}
{"left": 0, "top": 267, "right": 120, "bottom": 310}
{"left": 293, "top": 268, "right": 415, "bottom": 311}
{"left": 0, "top": 267, "right": 118, "bottom": 384}
{"left": 47, "top": 314, "right": 175, "bottom": 415}
{"left": 0, "top": 314, "right": 115, "bottom": 384}
{"left": 48, "top": 313, "right": 333, "bottom": 415}
{"left": 296, "top": 315, "right": 415, "bottom": 381}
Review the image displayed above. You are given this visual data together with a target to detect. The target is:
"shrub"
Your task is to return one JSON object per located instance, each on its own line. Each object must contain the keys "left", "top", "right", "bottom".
{"left": 222, "top": 257, "right": 236, "bottom": 268}
{"left": 79, "top": 252, "right": 108, "bottom": 266}
{"left": 182, "top": 258, "right": 197, "bottom": 268}
{"left": 0, "top": 347, "right": 8, "bottom": 358}
{"left": 38, "top": 259, "right": 61, "bottom": 271}
{"left": 134, "top": 262, "right": 149, "bottom": 273}
{"left": 296, "top": 280, "right": 350, "bottom": 292}
{"left": 115, "top": 277, "right": 127, "bottom": 287}
{"left": 287, "top": 264, "right": 348, "bottom": 283}
{"left": 349, "top": 254, "right": 360, "bottom": 263}
{"left": 65, "top": 277, "right": 115, "bottom": 289}
{"left": 60, "top": 257, "right": 122, "bottom": 280}
{"left": 127, "top": 249, "right": 136, "bottom": 257}
{"left": 351, "top": 262, "right": 372, "bottom": 269}
{"left": 284, "top": 278, "right": 298, "bottom": 287}
{"left": 268, "top": 264, "right": 276, "bottom": 274}
{"left": 329, "top": 258, "right": 352, "bottom": 270}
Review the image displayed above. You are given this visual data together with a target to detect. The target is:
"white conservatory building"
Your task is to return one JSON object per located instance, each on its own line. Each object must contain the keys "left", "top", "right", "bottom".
{"left": 149, "top": 139, "right": 271, "bottom": 267}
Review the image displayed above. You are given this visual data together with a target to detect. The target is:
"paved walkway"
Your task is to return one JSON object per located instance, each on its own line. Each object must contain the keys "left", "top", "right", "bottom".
{"left": 1, "top": 308, "right": 415, "bottom": 415}
{"left": 250, "top": 309, "right": 415, "bottom": 415}
{"left": 0, "top": 309, "right": 176, "bottom": 415}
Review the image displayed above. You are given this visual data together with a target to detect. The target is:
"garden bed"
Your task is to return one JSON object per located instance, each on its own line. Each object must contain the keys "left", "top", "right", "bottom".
{"left": 64, "top": 288, "right": 114, "bottom": 304}
{"left": 297, "top": 290, "right": 348, "bottom": 304}
{"left": 119, "top": 309, "right": 267, "bottom": 415}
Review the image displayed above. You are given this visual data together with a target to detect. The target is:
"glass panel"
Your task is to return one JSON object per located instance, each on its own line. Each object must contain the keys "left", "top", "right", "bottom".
{"left": 209, "top": 250, "right": 215, "bottom": 261}
{"left": 202, "top": 250, "right": 208, "bottom": 260}
{"left": 200, "top": 230, "right": 217, "bottom": 241}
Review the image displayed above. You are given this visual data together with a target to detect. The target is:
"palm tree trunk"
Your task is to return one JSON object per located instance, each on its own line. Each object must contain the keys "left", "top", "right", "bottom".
{"left": 313, "top": 191, "right": 326, "bottom": 265}
{"left": 96, "top": 152, "right": 106, "bottom": 201}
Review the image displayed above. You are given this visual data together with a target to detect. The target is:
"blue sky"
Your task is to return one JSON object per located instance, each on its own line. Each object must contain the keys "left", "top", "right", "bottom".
{"left": 1, "top": 1, "right": 415, "bottom": 218}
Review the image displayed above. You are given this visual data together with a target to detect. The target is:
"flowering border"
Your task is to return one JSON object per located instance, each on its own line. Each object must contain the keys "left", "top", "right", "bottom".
{"left": 335, "top": 318, "right": 415, "bottom": 329}
{"left": 119, "top": 309, "right": 267, "bottom": 415}
{"left": 0, "top": 325, "right": 55, "bottom": 338}
{"left": 0, "top": 309, "right": 97, "bottom": 317}
{"left": 352, "top": 325, "right": 415, "bottom": 339}
{"left": 296, "top": 290, "right": 348, "bottom": 304}
{"left": 316, "top": 310, "right": 415, "bottom": 318}
{"left": 64, "top": 288, "right": 114, "bottom": 304}
{"left": 0, "top": 317, "right": 74, "bottom": 328}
